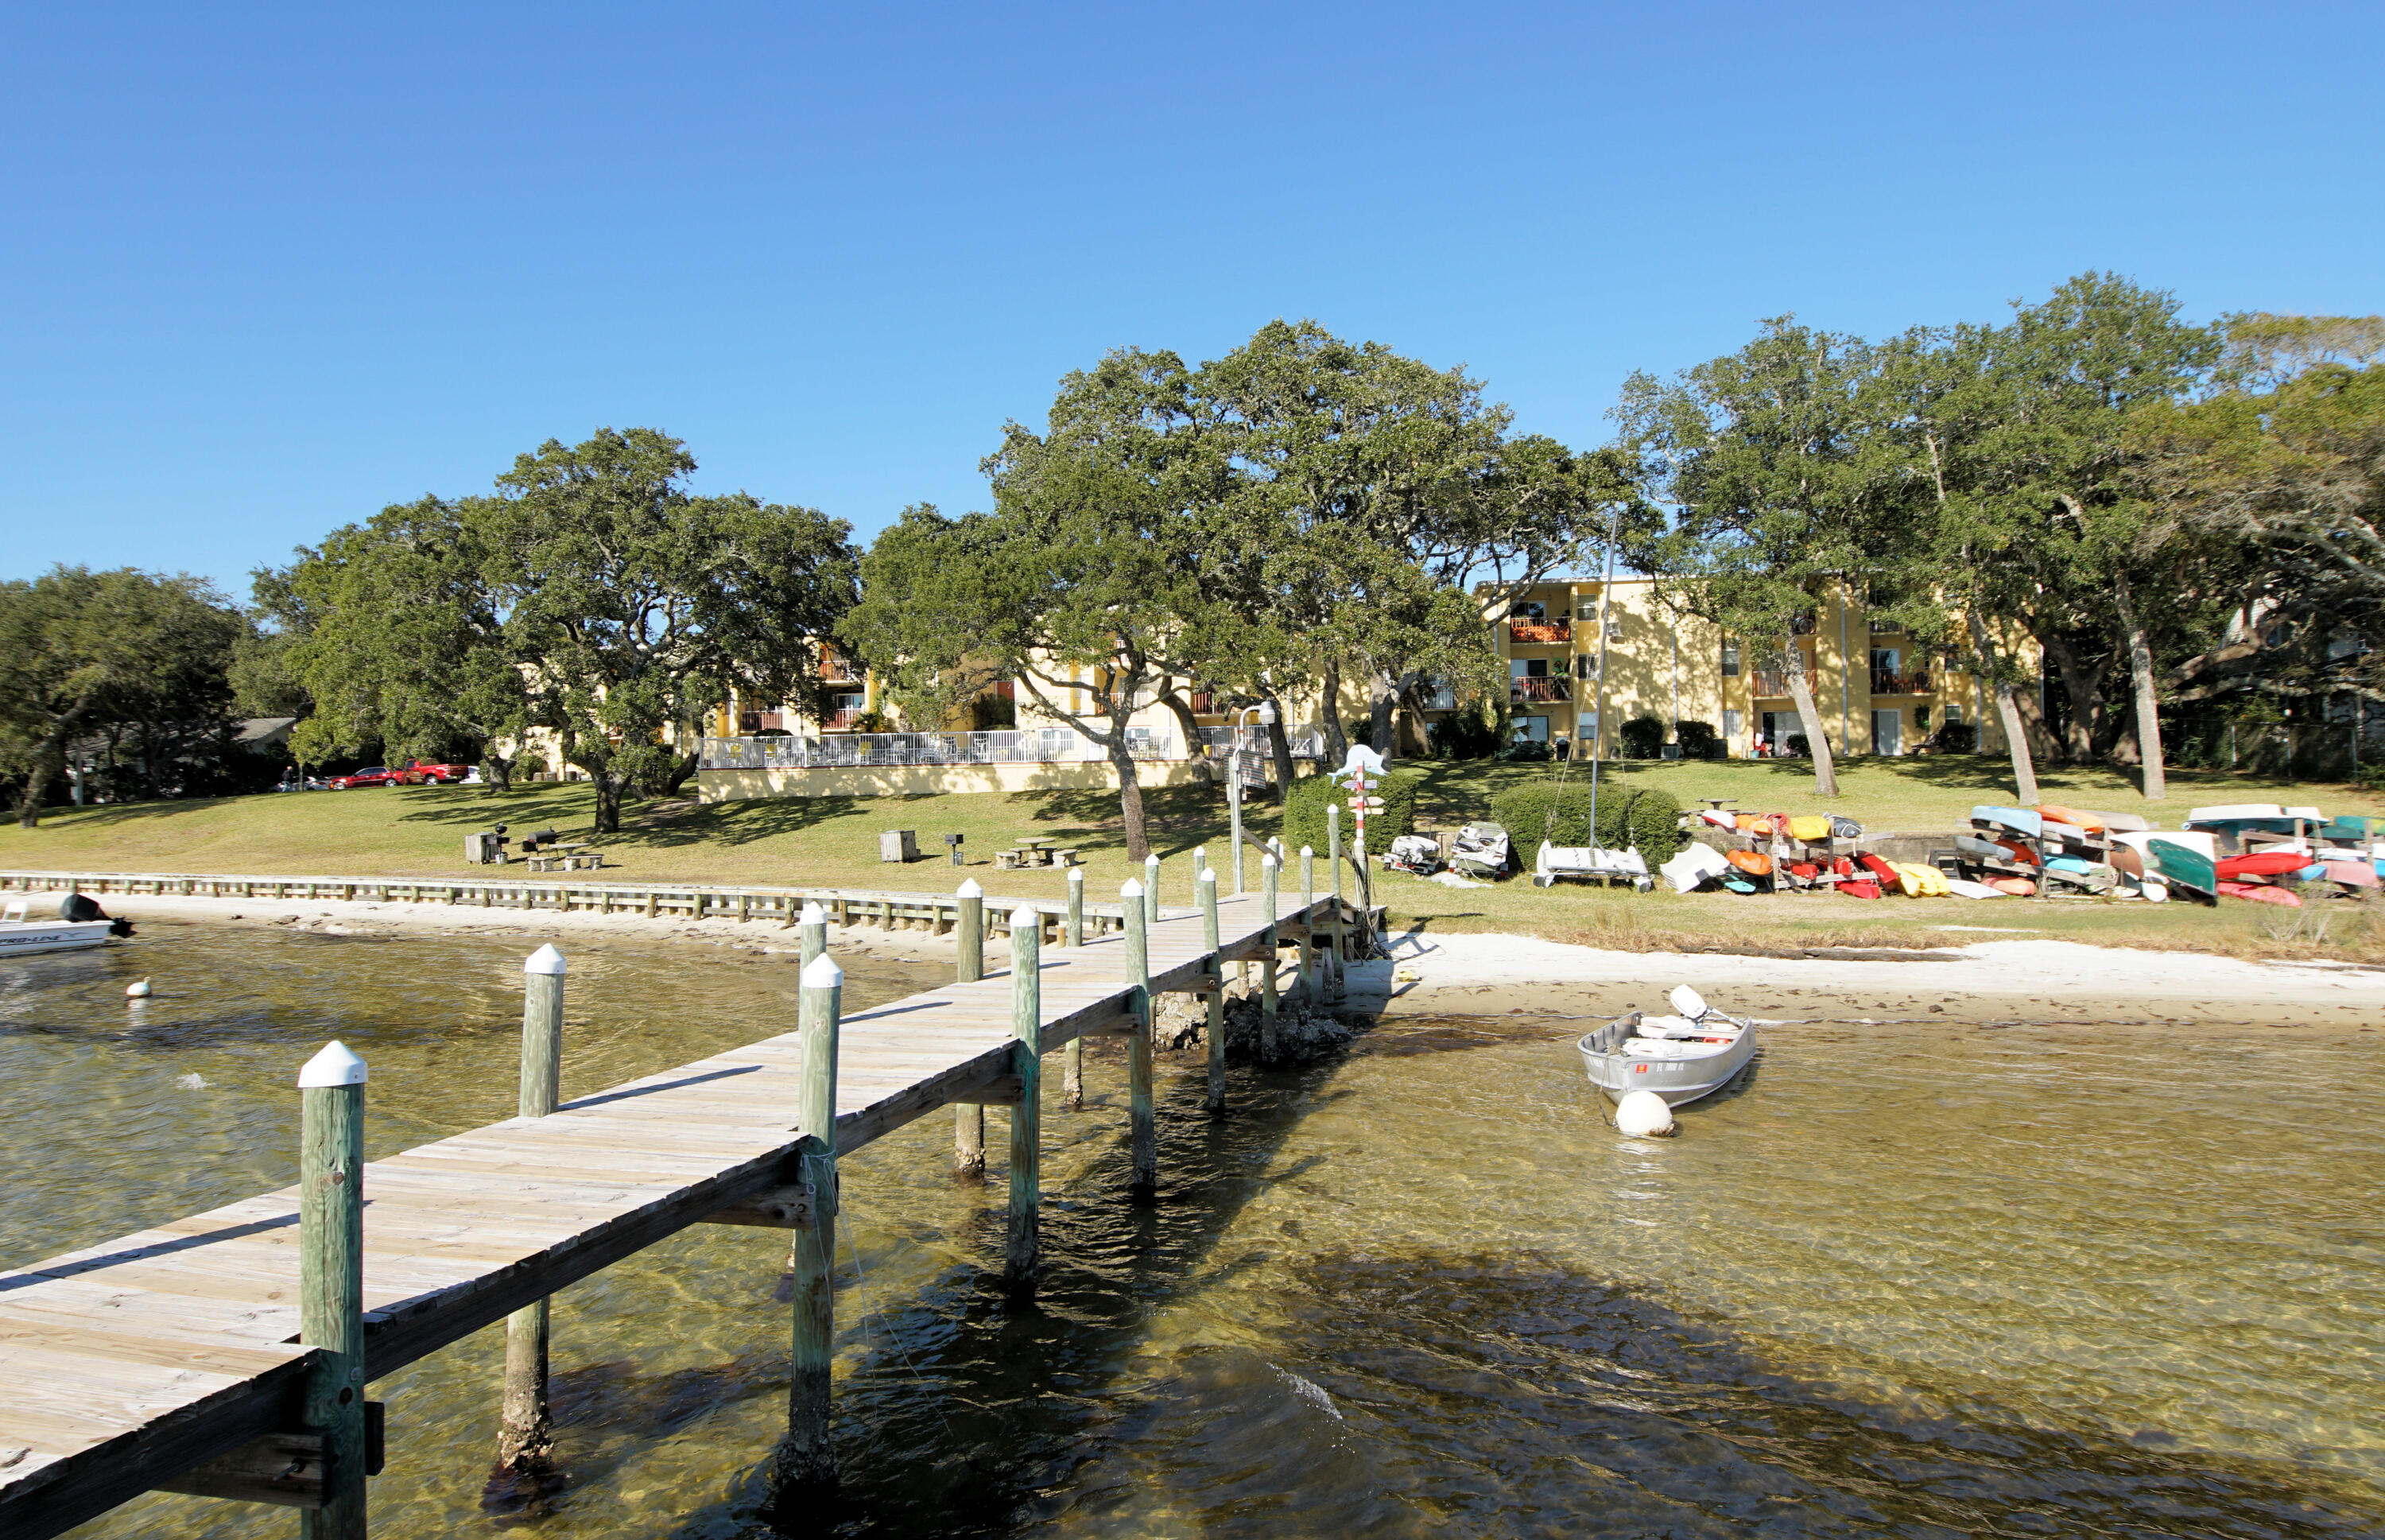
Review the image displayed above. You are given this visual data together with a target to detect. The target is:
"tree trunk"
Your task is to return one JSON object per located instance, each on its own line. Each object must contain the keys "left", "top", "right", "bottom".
{"left": 14, "top": 724, "right": 72, "bottom": 828}
{"left": 1966, "top": 612, "right": 2041, "bottom": 805}
{"left": 661, "top": 751, "right": 700, "bottom": 797}
{"left": 1263, "top": 705, "right": 1294, "bottom": 802}
{"left": 1158, "top": 692, "right": 1216, "bottom": 786}
{"left": 1106, "top": 735, "right": 1150, "bottom": 860}
{"left": 592, "top": 770, "right": 626, "bottom": 834}
{"left": 1366, "top": 669, "right": 1397, "bottom": 751}
{"left": 2112, "top": 570, "right": 2167, "bottom": 801}
{"left": 480, "top": 751, "right": 514, "bottom": 792}
{"left": 1782, "top": 640, "right": 1838, "bottom": 797}
{"left": 2038, "top": 630, "right": 2104, "bottom": 765}
{"left": 1317, "top": 658, "right": 1348, "bottom": 769}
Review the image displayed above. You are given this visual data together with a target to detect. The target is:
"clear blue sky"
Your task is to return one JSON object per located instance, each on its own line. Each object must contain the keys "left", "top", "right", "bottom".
{"left": 5, "top": 2, "right": 2378, "bottom": 599}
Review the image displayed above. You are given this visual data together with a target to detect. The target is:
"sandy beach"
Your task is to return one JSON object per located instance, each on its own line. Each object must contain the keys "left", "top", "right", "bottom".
{"left": 83, "top": 890, "right": 2385, "bottom": 1032}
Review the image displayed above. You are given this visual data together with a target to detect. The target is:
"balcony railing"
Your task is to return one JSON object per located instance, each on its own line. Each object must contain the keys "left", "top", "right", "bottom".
{"left": 1871, "top": 669, "right": 1932, "bottom": 695}
{"left": 1751, "top": 671, "right": 1790, "bottom": 697}
{"left": 1508, "top": 619, "right": 1573, "bottom": 645}
{"left": 1510, "top": 675, "right": 1572, "bottom": 704}
{"left": 1198, "top": 723, "right": 1326, "bottom": 760}
{"left": 823, "top": 708, "right": 868, "bottom": 731}
{"left": 702, "top": 729, "right": 1177, "bottom": 770}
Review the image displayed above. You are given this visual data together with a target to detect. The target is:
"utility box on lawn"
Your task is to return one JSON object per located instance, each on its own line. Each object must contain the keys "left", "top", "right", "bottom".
{"left": 879, "top": 829, "right": 920, "bottom": 863}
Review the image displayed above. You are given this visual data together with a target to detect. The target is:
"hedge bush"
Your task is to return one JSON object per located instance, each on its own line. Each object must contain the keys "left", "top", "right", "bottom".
{"left": 1281, "top": 766, "right": 1422, "bottom": 858}
{"left": 1674, "top": 720, "right": 1721, "bottom": 759}
{"left": 1488, "top": 782, "right": 1683, "bottom": 865}
{"left": 1619, "top": 715, "right": 1666, "bottom": 758}
{"left": 1428, "top": 709, "right": 1502, "bottom": 759}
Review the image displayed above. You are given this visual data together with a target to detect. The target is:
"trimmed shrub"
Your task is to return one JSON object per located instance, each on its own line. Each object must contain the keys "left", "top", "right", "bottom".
{"left": 1929, "top": 721, "right": 1978, "bottom": 753}
{"left": 1282, "top": 766, "right": 1421, "bottom": 858}
{"left": 1488, "top": 782, "right": 1683, "bottom": 865}
{"left": 1495, "top": 739, "right": 1551, "bottom": 763}
{"left": 1674, "top": 720, "right": 1721, "bottom": 759}
{"left": 1619, "top": 715, "right": 1666, "bottom": 758}
{"left": 1428, "top": 709, "right": 1502, "bottom": 759}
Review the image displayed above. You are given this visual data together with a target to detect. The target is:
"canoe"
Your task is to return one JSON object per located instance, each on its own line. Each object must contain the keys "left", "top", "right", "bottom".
{"left": 1972, "top": 805, "right": 2042, "bottom": 837}
{"left": 2041, "top": 820, "right": 2095, "bottom": 849}
{"left": 2218, "top": 880, "right": 2302, "bottom": 907}
{"left": 2087, "top": 810, "right": 2154, "bottom": 833}
{"left": 2037, "top": 803, "right": 2104, "bottom": 832}
{"left": 2109, "top": 845, "right": 2145, "bottom": 879}
{"left": 2215, "top": 851, "right": 2310, "bottom": 879}
{"left": 1988, "top": 876, "right": 2036, "bottom": 896}
{"left": 2147, "top": 836, "right": 2218, "bottom": 898}
{"left": 2323, "top": 860, "right": 2381, "bottom": 889}
{"left": 2186, "top": 804, "right": 2285, "bottom": 824}
{"left": 1955, "top": 834, "right": 2004, "bottom": 859}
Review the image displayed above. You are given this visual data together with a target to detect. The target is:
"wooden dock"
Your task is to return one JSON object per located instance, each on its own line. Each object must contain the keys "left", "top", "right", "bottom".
{"left": 0, "top": 881, "right": 1355, "bottom": 1538}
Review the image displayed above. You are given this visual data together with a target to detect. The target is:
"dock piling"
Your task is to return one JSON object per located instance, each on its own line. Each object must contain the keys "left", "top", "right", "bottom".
{"left": 1063, "top": 868, "right": 1084, "bottom": 1110}
{"left": 1123, "top": 879, "right": 1154, "bottom": 1198}
{"left": 783, "top": 952, "right": 843, "bottom": 1489}
{"left": 1327, "top": 805, "right": 1346, "bottom": 999}
{"left": 953, "top": 880, "right": 986, "bottom": 1177}
{"left": 1143, "top": 854, "right": 1160, "bottom": 923}
{"left": 797, "top": 902, "right": 827, "bottom": 973}
{"left": 1190, "top": 847, "right": 1205, "bottom": 908}
{"left": 297, "top": 1041, "right": 369, "bottom": 1540}
{"left": 496, "top": 945, "right": 567, "bottom": 1479}
{"left": 1005, "top": 906, "right": 1041, "bottom": 1292}
{"left": 1200, "top": 868, "right": 1223, "bottom": 1112}
{"left": 1298, "top": 846, "right": 1315, "bottom": 1001}
{"left": 1259, "top": 855, "right": 1279, "bottom": 1060}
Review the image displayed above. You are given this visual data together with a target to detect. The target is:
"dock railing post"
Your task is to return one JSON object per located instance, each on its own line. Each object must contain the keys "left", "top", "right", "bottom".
{"left": 1143, "top": 854, "right": 1160, "bottom": 923}
{"left": 1006, "top": 906, "right": 1042, "bottom": 1293}
{"left": 1299, "top": 846, "right": 1315, "bottom": 1003}
{"left": 1259, "top": 854, "right": 1279, "bottom": 1061}
{"left": 1327, "top": 804, "right": 1346, "bottom": 1000}
{"left": 1123, "top": 879, "right": 1155, "bottom": 1198}
{"left": 954, "top": 879, "right": 986, "bottom": 1177}
{"left": 496, "top": 945, "right": 566, "bottom": 1480}
{"left": 784, "top": 952, "right": 843, "bottom": 1489}
{"left": 297, "top": 1040, "right": 369, "bottom": 1540}
{"left": 1200, "top": 867, "right": 1223, "bottom": 1113}
{"left": 1063, "top": 867, "right": 1084, "bottom": 1110}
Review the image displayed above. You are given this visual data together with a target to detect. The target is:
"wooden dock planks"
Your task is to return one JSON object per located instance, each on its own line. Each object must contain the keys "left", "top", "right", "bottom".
{"left": 0, "top": 890, "right": 1334, "bottom": 1540}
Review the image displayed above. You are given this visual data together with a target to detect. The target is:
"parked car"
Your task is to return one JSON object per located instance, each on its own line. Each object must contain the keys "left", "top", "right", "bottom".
{"left": 403, "top": 760, "right": 472, "bottom": 785}
{"left": 329, "top": 766, "right": 403, "bottom": 789}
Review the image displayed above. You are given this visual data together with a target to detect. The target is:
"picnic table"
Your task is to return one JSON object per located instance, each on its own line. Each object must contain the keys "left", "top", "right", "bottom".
{"left": 995, "top": 838, "right": 1079, "bottom": 871}
{"left": 525, "top": 843, "right": 604, "bottom": 873}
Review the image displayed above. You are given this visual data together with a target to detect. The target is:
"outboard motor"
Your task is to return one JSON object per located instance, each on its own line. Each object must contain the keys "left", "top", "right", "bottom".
{"left": 60, "top": 893, "right": 135, "bottom": 937}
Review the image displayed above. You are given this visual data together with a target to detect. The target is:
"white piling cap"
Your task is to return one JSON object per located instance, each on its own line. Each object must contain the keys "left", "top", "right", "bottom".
{"left": 801, "top": 952, "right": 844, "bottom": 988}
{"left": 1199, "top": 867, "right": 1216, "bottom": 884}
{"left": 524, "top": 943, "right": 566, "bottom": 976}
{"left": 1121, "top": 877, "right": 1143, "bottom": 898}
{"left": 800, "top": 902, "right": 828, "bottom": 925}
{"left": 956, "top": 877, "right": 983, "bottom": 898}
{"left": 1010, "top": 904, "right": 1041, "bottom": 929}
{"left": 298, "top": 1041, "right": 366, "bottom": 1088}
{"left": 1301, "top": 845, "right": 1313, "bottom": 857}
{"left": 1262, "top": 852, "right": 1278, "bottom": 869}
{"left": 1067, "top": 865, "right": 1084, "bottom": 882}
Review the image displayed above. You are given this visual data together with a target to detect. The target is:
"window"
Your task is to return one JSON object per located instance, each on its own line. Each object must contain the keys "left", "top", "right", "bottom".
{"left": 1944, "top": 704, "right": 1964, "bottom": 726}
{"left": 1723, "top": 708, "right": 1743, "bottom": 739}
{"left": 1511, "top": 658, "right": 1549, "bottom": 677}
{"left": 1513, "top": 600, "right": 1547, "bottom": 620}
{"left": 1721, "top": 643, "right": 1741, "bottom": 677}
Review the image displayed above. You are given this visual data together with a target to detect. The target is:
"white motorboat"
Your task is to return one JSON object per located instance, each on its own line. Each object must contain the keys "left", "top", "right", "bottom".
{"left": 1, "top": 895, "right": 134, "bottom": 957}
{"left": 1577, "top": 986, "right": 1757, "bottom": 1107}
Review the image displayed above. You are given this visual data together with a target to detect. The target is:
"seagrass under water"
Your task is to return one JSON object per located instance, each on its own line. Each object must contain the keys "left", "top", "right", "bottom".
{"left": 3, "top": 919, "right": 2379, "bottom": 1538}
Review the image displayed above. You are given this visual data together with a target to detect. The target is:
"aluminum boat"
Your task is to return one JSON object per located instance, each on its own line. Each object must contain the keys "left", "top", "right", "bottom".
{"left": 1577, "top": 985, "right": 1758, "bottom": 1107}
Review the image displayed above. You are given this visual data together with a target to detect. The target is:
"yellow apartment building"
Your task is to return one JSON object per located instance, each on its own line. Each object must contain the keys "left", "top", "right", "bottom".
{"left": 1455, "top": 576, "right": 2020, "bottom": 760}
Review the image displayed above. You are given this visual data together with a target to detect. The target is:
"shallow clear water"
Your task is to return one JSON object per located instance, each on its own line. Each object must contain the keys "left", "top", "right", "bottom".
{"left": 9, "top": 920, "right": 2382, "bottom": 1538}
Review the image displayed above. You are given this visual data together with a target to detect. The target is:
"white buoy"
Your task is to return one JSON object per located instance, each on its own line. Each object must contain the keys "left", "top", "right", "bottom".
{"left": 126, "top": 979, "right": 151, "bottom": 999}
{"left": 1614, "top": 1089, "right": 1676, "bottom": 1138}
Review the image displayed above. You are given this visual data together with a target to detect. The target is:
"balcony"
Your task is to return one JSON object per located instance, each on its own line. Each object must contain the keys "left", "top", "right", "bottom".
{"left": 823, "top": 708, "right": 867, "bottom": 731}
{"left": 1508, "top": 619, "right": 1572, "bottom": 645}
{"left": 1751, "top": 671, "right": 1790, "bottom": 698}
{"left": 1871, "top": 669, "right": 1932, "bottom": 695}
{"left": 1510, "top": 675, "right": 1572, "bottom": 704}
{"left": 1188, "top": 690, "right": 1218, "bottom": 714}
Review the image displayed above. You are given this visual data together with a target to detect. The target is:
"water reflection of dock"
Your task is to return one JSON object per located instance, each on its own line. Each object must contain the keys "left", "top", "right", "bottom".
{"left": 0, "top": 880, "right": 1363, "bottom": 1538}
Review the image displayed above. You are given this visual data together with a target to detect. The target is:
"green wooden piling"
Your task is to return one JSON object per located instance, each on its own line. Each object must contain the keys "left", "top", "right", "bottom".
{"left": 1327, "top": 804, "right": 1346, "bottom": 999}
{"left": 1124, "top": 879, "right": 1154, "bottom": 1198}
{"left": 1259, "top": 854, "right": 1279, "bottom": 1061}
{"left": 1063, "top": 868, "right": 1084, "bottom": 1111}
{"left": 1143, "top": 853, "right": 1160, "bottom": 923}
{"left": 954, "top": 879, "right": 985, "bottom": 1177}
{"left": 1299, "top": 846, "right": 1315, "bottom": 1003}
{"left": 1190, "top": 846, "right": 1206, "bottom": 908}
{"left": 1200, "top": 867, "right": 1223, "bottom": 1113}
{"left": 1005, "top": 906, "right": 1042, "bottom": 1291}
{"left": 297, "top": 1041, "right": 368, "bottom": 1540}
{"left": 783, "top": 952, "right": 843, "bottom": 1488}
{"left": 496, "top": 946, "right": 566, "bottom": 1478}
{"left": 797, "top": 902, "right": 827, "bottom": 973}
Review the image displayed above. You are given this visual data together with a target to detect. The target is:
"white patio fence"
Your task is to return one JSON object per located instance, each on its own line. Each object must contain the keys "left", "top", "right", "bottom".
{"left": 701, "top": 723, "right": 1327, "bottom": 773}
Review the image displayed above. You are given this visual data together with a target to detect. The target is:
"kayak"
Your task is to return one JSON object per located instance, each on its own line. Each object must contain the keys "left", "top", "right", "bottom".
{"left": 1988, "top": 876, "right": 2036, "bottom": 896}
{"left": 2037, "top": 803, "right": 2104, "bottom": 832}
{"left": 1945, "top": 878, "right": 2007, "bottom": 899}
{"left": 1894, "top": 861, "right": 1950, "bottom": 897}
{"left": 2147, "top": 836, "right": 2218, "bottom": 900}
{"left": 2215, "top": 851, "right": 2312, "bottom": 879}
{"left": 1973, "top": 805, "right": 2042, "bottom": 837}
{"left": 2323, "top": 860, "right": 2381, "bottom": 889}
{"left": 2109, "top": 844, "right": 2145, "bottom": 879}
{"left": 2088, "top": 810, "right": 2154, "bottom": 833}
{"left": 2218, "top": 880, "right": 2302, "bottom": 907}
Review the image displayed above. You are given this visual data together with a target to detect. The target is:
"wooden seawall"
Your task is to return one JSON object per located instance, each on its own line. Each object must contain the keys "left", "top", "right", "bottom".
{"left": 0, "top": 882, "right": 1356, "bottom": 1538}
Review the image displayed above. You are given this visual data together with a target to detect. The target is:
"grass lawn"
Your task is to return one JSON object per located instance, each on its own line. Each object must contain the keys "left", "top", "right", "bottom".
{"left": 4, "top": 756, "right": 2379, "bottom": 960}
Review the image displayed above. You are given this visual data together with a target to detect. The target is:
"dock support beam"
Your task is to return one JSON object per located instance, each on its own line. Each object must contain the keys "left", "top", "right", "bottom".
{"left": 1327, "top": 805, "right": 1346, "bottom": 1000}
{"left": 1123, "top": 879, "right": 1155, "bottom": 1199}
{"left": 1259, "top": 854, "right": 1279, "bottom": 1061}
{"left": 1062, "top": 868, "right": 1084, "bottom": 1110}
{"left": 1298, "top": 847, "right": 1315, "bottom": 1003}
{"left": 954, "top": 880, "right": 986, "bottom": 1177}
{"left": 297, "top": 1041, "right": 369, "bottom": 1540}
{"left": 783, "top": 952, "right": 843, "bottom": 1489}
{"left": 1005, "top": 906, "right": 1042, "bottom": 1293}
{"left": 1200, "top": 867, "right": 1223, "bottom": 1113}
{"left": 496, "top": 946, "right": 567, "bottom": 1480}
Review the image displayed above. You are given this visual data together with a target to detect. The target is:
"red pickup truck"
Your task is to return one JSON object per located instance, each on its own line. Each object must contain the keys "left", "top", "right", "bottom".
{"left": 404, "top": 760, "right": 471, "bottom": 785}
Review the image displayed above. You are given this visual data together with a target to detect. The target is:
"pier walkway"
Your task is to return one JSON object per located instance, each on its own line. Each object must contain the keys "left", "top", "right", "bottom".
{"left": 0, "top": 886, "right": 1344, "bottom": 1538}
